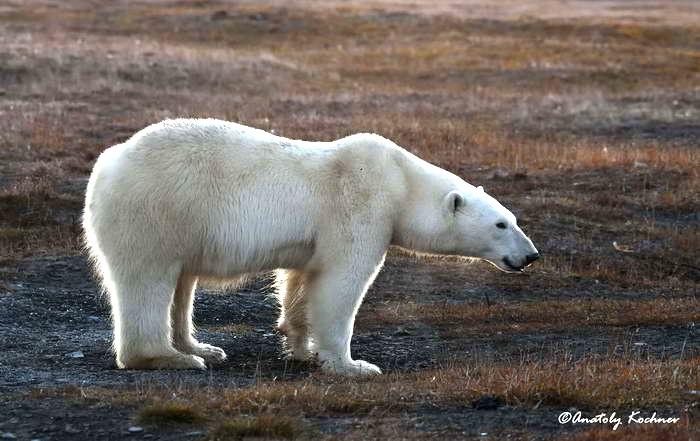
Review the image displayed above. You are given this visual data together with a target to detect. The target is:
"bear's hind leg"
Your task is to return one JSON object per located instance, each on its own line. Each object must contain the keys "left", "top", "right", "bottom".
{"left": 171, "top": 273, "right": 227, "bottom": 363}
{"left": 275, "top": 269, "right": 312, "bottom": 360}
{"left": 110, "top": 268, "right": 206, "bottom": 370}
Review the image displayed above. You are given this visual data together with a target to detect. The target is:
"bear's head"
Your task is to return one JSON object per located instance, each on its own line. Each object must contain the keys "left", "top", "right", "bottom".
{"left": 446, "top": 185, "right": 539, "bottom": 272}
{"left": 395, "top": 181, "right": 539, "bottom": 273}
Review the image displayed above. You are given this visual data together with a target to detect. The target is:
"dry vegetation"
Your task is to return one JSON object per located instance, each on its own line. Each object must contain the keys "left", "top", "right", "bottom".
{"left": 1, "top": 0, "right": 699, "bottom": 440}
{"left": 365, "top": 297, "right": 700, "bottom": 336}
{"left": 34, "top": 354, "right": 697, "bottom": 411}
{"left": 26, "top": 351, "right": 699, "bottom": 439}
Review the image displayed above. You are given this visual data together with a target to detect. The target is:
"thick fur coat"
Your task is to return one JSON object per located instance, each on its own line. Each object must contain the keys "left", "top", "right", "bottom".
{"left": 83, "top": 118, "right": 538, "bottom": 375}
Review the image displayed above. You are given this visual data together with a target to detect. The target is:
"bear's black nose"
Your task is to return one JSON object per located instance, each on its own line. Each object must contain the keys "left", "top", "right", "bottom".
{"left": 525, "top": 253, "right": 540, "bottom": 265}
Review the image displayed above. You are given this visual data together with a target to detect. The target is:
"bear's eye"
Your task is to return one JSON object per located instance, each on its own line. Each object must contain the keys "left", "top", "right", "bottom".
{"left": 496, "top": 222, "right": 507, "bottom": 229}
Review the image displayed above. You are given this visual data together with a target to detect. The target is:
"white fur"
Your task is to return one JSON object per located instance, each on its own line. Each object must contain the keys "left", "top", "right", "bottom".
{"left": 83, "top": 118, "right": 537, "bottom": 375}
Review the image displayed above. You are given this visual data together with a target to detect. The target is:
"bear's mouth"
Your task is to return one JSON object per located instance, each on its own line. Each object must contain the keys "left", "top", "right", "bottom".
{"left": 502, "top": 257, "right": 524, "bottom": 272}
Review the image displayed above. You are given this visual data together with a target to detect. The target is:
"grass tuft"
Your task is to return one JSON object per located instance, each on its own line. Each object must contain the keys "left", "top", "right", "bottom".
{"left": 138, "top": 402, "right": 206, "bottom": 425}
{"left": 209, "top": 414, "right": 303, "bottom": 440}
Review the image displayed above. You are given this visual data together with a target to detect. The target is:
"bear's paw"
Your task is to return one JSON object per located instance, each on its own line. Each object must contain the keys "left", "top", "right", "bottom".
{"left": 120, "top": 353, "right": 207, "bottom": 370}
{"left": 320, "top": 358, "right": 382, "bottom": 377}
{"left": 190, "top": 343, "right": 227, "bottom": 364}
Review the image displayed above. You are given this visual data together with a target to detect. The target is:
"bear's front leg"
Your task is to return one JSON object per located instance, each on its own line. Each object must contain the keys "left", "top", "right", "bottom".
{"left": 306, "top": 252, "right": 386, "bottom": 376}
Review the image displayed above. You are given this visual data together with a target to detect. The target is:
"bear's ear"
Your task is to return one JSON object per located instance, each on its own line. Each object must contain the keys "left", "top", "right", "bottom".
{"left": 445, "top": 191, "right": 465, "bottom": 215}
{"left": 477, "top": 185, "right": 484, "bottom": 192}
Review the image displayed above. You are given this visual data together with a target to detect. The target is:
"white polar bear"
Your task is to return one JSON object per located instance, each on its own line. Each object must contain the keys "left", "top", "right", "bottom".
{"left": 83, "top": 118, "right": 539, "bottom": 376}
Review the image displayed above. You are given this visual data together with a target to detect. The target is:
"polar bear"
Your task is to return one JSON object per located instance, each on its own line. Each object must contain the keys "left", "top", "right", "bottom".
{"left": 83, "top": 118, "right": 539, "bottom": 376}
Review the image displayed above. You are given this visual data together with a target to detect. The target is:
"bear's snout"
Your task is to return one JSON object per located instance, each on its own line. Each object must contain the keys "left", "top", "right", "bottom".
{"left": 502, "top": 256, "right": 524, "bottom": 272}
{"left": 502, "top": 252, "right": 539, "bottom": 272}
{"left": 525, "top": 252, "right": 540, "bottom": 265}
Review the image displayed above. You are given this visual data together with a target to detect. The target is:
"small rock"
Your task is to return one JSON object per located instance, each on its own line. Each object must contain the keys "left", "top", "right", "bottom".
{"left": 393, "top": 327, "right": 413, "bottom": 336}
{"left": 128, "top": 426, "right": 144, "bottom": 434}
{"left": 471, "top": 395, "right": 504, "bottom": 410}
{"left": 491, "top": 168, "right": 509, "bottom": 179}
{"left": 65, "top": 424, "right": 80, "bottom": 434}
{"left": 210, "top": 10, "right": 228, "bottom": 21}
{"left": 1, "top": 433, "right": 16, "bottom": 440}
{"left": 66, "top": 351, "right": 84, "bottom": 358}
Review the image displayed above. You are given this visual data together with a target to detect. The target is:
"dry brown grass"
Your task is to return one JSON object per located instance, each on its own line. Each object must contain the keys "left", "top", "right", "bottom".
{"left": 209, "top": 414, "right": 304, "bottom": 440}
{"left": 138, "top": 402, "right": 206, "bottom": 425}
{"left": 23, "top": 349, "right": 697, "bottom": 438}
{"left": 366, "top": 297, "right": 699, "bottom": 336}
{"left": 0, "top": 175, "right": 82, "bottom": 261}
{"left": 29, "top": 353, "right": 699, "bottom": 415}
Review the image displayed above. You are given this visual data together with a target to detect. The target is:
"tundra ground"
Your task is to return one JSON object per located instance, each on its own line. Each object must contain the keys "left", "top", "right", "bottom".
{"left": 0, "top": 1, "right": 698, "bottom": 440}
